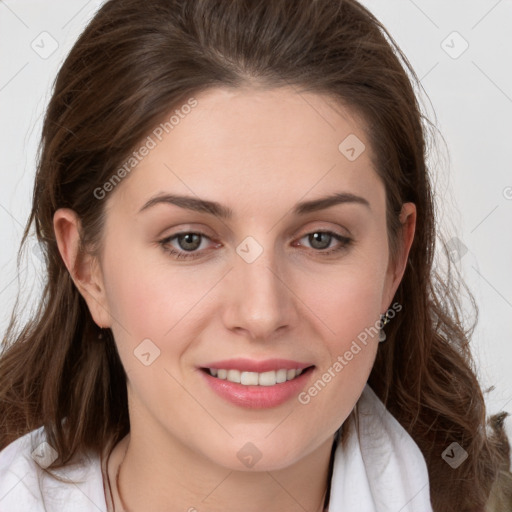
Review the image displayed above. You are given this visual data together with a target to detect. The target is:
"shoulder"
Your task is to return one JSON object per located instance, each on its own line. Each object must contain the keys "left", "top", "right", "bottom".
{"left": 0, "top": 427, "right": 107, "bottom": 512}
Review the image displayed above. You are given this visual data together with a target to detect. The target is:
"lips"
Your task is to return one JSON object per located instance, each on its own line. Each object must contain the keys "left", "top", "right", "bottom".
{"left": 198, "top": 358, "right": 315, "bottom": 409}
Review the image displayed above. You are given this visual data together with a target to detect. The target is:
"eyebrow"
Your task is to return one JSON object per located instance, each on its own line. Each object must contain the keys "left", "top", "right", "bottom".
{"left": 138, "top": 191, "right": 371, "bottom": 219}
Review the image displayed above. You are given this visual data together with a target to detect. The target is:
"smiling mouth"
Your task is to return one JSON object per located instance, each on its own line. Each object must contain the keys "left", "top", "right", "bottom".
{"left": 201, "top": 366, "right": 314, "bottom": 386}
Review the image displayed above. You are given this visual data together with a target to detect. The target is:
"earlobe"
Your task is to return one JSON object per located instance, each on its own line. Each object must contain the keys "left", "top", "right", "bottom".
{"left": 53, "top": 208, "right": 111, "bottom": 329}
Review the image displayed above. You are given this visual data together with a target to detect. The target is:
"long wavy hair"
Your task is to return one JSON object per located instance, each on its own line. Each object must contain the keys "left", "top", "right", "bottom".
{"left": 1, "top": 1, "right": 510, "bottom": 510}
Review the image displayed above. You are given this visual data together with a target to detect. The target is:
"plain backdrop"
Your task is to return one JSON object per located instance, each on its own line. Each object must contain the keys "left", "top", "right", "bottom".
{"left": 1, "top": 0, "right": 511, "bottom": 442}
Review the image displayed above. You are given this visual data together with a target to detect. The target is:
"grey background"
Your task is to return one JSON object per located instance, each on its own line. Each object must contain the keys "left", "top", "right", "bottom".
{"left": 1, "top": 0, "right": 511, "bottom": 441}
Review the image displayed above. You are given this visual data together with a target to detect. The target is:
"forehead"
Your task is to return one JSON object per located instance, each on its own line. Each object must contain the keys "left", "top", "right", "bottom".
{"left": 108, "top": 86, "right": 381, "bottom": 215}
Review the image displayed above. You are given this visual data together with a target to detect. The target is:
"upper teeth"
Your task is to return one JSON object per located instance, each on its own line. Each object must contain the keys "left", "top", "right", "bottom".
{"left": 210, "top": 368, "right": 303, "bottom": 386}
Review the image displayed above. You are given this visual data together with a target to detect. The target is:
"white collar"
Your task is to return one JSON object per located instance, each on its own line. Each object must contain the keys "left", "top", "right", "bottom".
{"left": 328, "top": 384, "right": 433, "bottom": 511}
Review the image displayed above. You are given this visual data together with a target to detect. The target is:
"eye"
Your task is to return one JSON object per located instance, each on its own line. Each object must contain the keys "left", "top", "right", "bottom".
{"left": 159, "top": 232, "right": 218, "bottom": 260}
{"left": 294, "top": 230, "right": 352, "bottom": 255}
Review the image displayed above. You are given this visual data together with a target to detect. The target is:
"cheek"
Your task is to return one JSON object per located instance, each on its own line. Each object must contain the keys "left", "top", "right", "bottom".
{"left": 103, "top": 247, "right": 201, "bottom": 335}
{"left": 297, "top": 248, "right": 387, "bottom": 404}
{"left": 306, "top": 257, "right": 388, "bottom": 340}
{"left": 294, "top": 266, "right": 385, "bottom": 434}
{"left": 313, "top": 275, "right": 381, "bottom": 377}
{"left": 101, "top": 249, "right": 219, "bottom": 381}
{"left": 101, "top": 257, "right": 197, "bottom": 413}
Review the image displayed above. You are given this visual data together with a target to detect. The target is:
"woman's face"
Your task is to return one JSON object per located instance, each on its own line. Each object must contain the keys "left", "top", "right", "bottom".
{"left": 62, "top": 86, "right": 415, "bottom": 471}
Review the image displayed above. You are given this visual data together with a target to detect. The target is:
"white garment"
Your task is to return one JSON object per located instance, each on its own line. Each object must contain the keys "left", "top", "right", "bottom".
{"left": 0, "top": 384, "right": 433, "bottom": 511}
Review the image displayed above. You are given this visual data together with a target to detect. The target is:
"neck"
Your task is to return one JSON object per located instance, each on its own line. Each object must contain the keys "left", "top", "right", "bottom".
{"left": 106, "top": 429, "right": 335, "bottom": 512}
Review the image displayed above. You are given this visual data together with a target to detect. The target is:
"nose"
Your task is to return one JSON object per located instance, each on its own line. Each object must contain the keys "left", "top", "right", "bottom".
{"left": 221, "top": 242, "right": 299, "bottom": 341}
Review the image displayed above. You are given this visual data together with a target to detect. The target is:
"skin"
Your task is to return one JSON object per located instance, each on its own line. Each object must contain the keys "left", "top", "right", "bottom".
{"left": 54, "top": 86, "right": 416, "bottom": 512}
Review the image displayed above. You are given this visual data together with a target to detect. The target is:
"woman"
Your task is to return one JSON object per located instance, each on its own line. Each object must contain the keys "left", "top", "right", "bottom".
{"left": 0, "top": 0, "right": 510, "bottom": 511}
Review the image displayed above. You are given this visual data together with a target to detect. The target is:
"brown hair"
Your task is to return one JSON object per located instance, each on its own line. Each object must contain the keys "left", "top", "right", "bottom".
{"left": 1, "top": 1, "right": 510, "bottom": 510}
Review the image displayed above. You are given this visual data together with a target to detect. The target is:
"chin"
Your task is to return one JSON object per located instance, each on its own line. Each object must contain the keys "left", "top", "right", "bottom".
{"left": 204, "top": 435, "right": 315, "bottom": 472}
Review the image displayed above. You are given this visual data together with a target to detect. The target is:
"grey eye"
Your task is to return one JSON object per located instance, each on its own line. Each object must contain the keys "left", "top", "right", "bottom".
{"left": 176, "top": 233, "right": 203, "bottom": 251}
{"left": 307, "top": 232, "right": 334, "bottom": 250}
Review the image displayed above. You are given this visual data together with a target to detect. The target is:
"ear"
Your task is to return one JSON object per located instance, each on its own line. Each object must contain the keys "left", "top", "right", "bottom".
{"left": 381, "top": 202, "right": 416, "bottom": 311}
{"left": 53, "top": 208, "right": 112, "bottom": 329}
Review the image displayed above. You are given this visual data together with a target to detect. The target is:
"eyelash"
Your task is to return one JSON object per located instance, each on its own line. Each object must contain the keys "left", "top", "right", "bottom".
{"left": 158, "top": 230, "right": 352, "bottom": 261}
